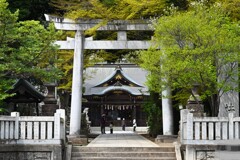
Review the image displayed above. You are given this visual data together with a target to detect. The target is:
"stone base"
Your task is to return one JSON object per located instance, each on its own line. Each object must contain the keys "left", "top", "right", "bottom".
{"left": 0, "top": 144, "right": 62, "bottom": 160}
{"left": 67, "top": 135, "right": 88, "bottom": 145}
{"left": 42, "top": 104, "right": 59, "bottom": 116}
{"left": 186, "top": 103, "right": 204, "bottom": 117}
{"left": 155, "top": 135, "right": 178, "bottom": 144}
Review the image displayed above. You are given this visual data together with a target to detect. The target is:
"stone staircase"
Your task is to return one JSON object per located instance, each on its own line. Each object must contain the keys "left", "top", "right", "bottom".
{"left": 71, "top": 146, "right": 176, "bottom": 160}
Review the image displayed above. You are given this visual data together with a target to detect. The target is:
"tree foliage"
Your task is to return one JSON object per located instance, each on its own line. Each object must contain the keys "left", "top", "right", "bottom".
{"left": 0, "top": 0, "right": 62, "bottom": 101}
{"left": 143, "top": 92, "right": 162, "bottom": 137}
{"left": 138, "top": 2, "right": 240, "bottom": 116}
{"left": 51, "top": 0, "right": 167, "bottom": 20}
{"left": 220, "top": 0, "right": 240, "bottom": 21}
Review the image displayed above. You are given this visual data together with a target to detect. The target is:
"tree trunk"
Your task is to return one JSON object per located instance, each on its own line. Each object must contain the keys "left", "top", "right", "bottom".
{"left": 60, "top": 91, "right": 71, "bottom": 126}
{"left": 209, "top": 94, "right": 219, "bottom": 116}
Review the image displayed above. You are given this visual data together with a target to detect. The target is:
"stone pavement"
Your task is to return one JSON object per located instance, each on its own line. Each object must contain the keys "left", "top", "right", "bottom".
{"left": 87, "top": 131, "right": 159, "bottom": 147}
{"left": 90, "top": 127, "right": 148, "bottom": 134}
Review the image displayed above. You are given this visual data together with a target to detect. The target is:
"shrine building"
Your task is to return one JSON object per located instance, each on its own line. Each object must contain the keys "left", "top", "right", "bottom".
{"left": 83, "top": 63, "right": 150, "bottom": 127}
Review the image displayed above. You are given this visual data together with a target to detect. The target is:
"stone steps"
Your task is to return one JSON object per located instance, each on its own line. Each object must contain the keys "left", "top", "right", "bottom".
{"left": 72, "top": 152, "right": 175, "bottom": 158}
{"left": 72, "top": 152, "right": 175, "bottom": 157}
{"left": 72, "top": 146, "right": 175, "bottom": 152}
{"left": 71, "top": 146, "right": 176, "bottom": 160}
{"left": 72, "top": 158, "right": 176, "bottom": 160}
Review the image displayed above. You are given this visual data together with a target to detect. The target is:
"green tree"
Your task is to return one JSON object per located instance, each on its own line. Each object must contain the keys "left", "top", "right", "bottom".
{"left": 144, "top": 92, "right": 162, "bottom": 137}
{"left": 50, "top": 0, "right": 190, "bottom": 18}
{"left": 138, "top": 2, "right": 240, "bottom": 116}
{"left": 51, "top": 0, "right": 167, "bottom": 20}
{"left": 220, "top": 0, "right": 240, "bottom": 21}
{"left": 0, "top": 0, "right": 62, "bottom": 101}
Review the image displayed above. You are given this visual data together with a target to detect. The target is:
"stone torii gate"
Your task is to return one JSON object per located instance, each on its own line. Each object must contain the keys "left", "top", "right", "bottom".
{"left": 45, "top": 14, "right": 174, "bottom": 136}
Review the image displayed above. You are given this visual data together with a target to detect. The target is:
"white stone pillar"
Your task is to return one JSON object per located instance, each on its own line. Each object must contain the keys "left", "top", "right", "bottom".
{"left": 11, "top": 112, "right": 20, "bottom": 139}
{"left": 54, "top": 111, "right": 61, "bottom": 139}
{"left": 186, "top": 145, "right": 196, "bottom": 160}
{"left": 162, "top": 87, "right": 174, "bottom": 135}
{"left": 57, "top": 109, "right": 66, "bottom": 143}
{"left": 117, "top": 31, "right": 127, "bottom": 41}
{"left": 69, "top": 30, "right": 84, "bottom": 135}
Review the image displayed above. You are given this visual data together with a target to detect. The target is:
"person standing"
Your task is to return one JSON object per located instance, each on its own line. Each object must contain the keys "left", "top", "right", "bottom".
{"left": 100, "top": 114, "right": 106, "bottom": 134}
{"left": 133, "top": 119, "right": 137, "bottom": 132}
{"left": 109, "top": 122, "right": 113, "bottom": 134}
{"left": 122, "top": 118, "right": 126, "bottom": 131}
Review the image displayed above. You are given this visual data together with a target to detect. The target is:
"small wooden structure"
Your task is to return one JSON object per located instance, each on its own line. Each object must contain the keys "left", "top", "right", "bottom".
{"left": 5, "top": 79, "right": 45, "bottom": 116}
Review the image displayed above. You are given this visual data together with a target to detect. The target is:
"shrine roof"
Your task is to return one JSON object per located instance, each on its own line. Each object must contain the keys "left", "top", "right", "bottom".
{"left": 90, "top": 86, "right": 147, "bottom": 96}
{"left": 84, "top": 64, "right": 149, "bottom": 96}
{"left": 6, "top": 79, "right": 45, "bottom": 103}
{"left": 93, "top": 66, "right": 143, "bottom": 88}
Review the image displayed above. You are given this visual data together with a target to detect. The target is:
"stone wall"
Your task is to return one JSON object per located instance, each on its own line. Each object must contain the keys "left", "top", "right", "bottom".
{"left": 0, "top": 144, "right": 62, "bottom": 160}
{"left": 219, "top": 91, "right": 239, "bottom": 117}
{"left": 218, "top": 62, "right": 239, "bottom": 117}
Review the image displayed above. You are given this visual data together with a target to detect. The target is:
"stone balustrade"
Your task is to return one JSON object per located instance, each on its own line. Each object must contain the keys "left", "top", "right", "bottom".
{"left": 180, "top": 109, "right": 240, "bottom": 160}
{"left": 0, "top": 109, "right": 65, "bottom": 145}
{"left": 180, "top": 109, "right": 240, "bottom": 145}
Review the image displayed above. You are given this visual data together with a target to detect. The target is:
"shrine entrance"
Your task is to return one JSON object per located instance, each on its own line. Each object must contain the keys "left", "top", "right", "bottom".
{"left": 84, "top": 91, "right": 147, "bottom": 127}
{"left": 83, "top": 64, "right": 149, "bottom": 127}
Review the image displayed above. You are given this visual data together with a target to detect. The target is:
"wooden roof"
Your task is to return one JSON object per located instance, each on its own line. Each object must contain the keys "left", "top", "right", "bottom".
{"left": 84, "top": 64, "right": 149, "bottom": 96}
{"left": 5, "top": 79, "right": 45, "bottom": 103}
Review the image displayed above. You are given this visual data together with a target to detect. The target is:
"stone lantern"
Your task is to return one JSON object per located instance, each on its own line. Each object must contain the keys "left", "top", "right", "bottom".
{"left": 42, "top": 83, "right": 59, "bottom": 116}
{"left": 186, "top": 84, "right": 204, "bottom": 117}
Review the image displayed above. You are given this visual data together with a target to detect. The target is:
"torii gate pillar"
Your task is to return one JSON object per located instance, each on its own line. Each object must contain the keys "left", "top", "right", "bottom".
{"left": 69, "top": 30, "right": 84, "bottom": 135}
{"left": 162, "top": 87, "right": 174, "bottom": 135}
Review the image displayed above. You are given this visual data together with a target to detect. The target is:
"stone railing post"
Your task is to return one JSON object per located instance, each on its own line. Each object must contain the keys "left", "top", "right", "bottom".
{"left": 182, "top": 110, "right": 195, "bottom": 160}
{"left": 54, "top": 111, "right": 61, "bottom": 139}
{"left": 56, "top": 109, "right": 66, "bottom": 144}
{"left": 186, "top": 145, "right": 196, "bottom": 160}
{"left": 187, "top": 112, "right": 193, "bottom": 140}
{"left": 228, "top": 111, "right": 234, "bottom": 140}
{"left": 11, "top": 112, "right": 19, "bottom": 139}
{"left": 180, "top": 109, "right": 189, "bottom": 141}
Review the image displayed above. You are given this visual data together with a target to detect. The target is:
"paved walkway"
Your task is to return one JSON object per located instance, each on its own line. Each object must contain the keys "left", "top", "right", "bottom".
{"left": 87, "top": 132, "right": 159, "bottom": 147}
{"left": 90, "top": 127, "right": 148, "bottom": 134}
